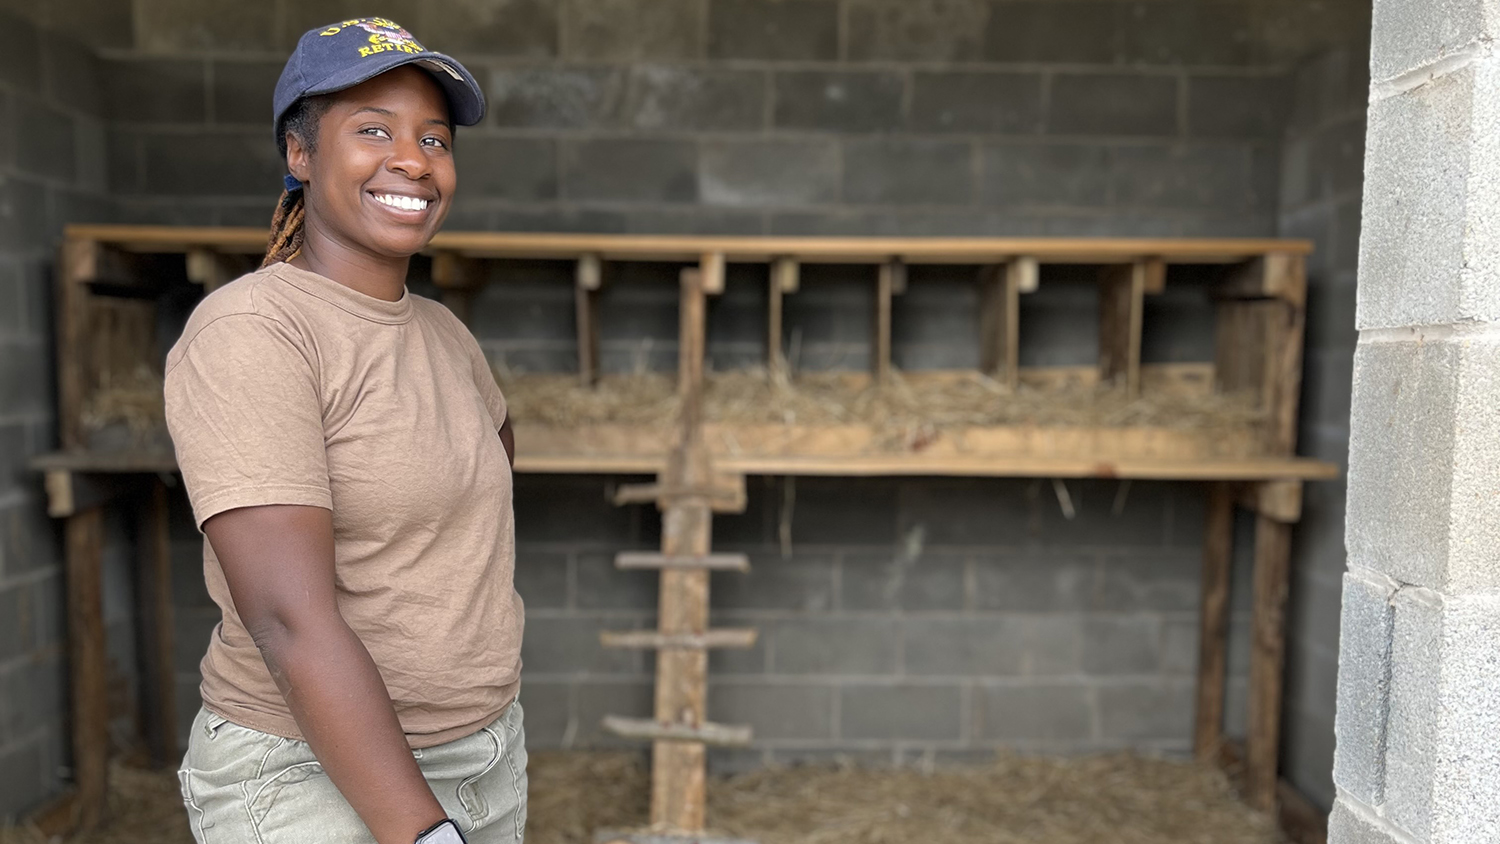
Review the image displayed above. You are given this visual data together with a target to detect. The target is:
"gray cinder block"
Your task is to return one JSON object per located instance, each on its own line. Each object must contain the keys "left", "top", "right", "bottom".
{"left": 709, "top": 682, "right": 834, "bottom": 740}
{"left": 1329, "top": 798, "right": 1406, "bottom": 844}
{"left": 767, "top": 617, "right": 898, "bottom": 676}
{"left": 973, "top": 683, "right": 1095, "bottom": 741}
{"left": 100, "top": 58, "right": 206, "bottom": 124}
{"left": 841, "top": 138, "right": 974, "bottom": 206}
{"left": 456, "top": 137, "right": 557, "bottom": 201}
{"left": 1383, "top": 588, "right": 1500, "bottom": 842}
{"left": 838, "top": 683, "right": 962, "bottom": 741}
{"left": 489, "top": 67, "right": 625, "bottom": 130}
{"left": 708, "top": 0, "right": 839, "bottom": 61}
{"left": 624, "top": 66, "right": 765, "bottom": 132}
{"left": 911, "top": 71, "right": 1042, "bottom": 134}
{"left": 700, "top": 138, "right": 838, "bottom": 207}
{"left": 1346, "top": 330, "right": 1500, "bottom": 593}
{"left": 902, "top": 616, "right": 1083, "bottom": 677}
{"left": 1187, "top": 74, "right": 1289, "bottom": 138}
{"left": 560, "top": 138, "right": 697, "bottom": 203}
{"left": 772, "top": 70, "right": 905, "bottom": 134}
{"left": 1370, "top": 0, "right": 1498, "bottom": 83}
{"left": 561, "top": 0, "right": 701, "bottom": 61}
{"left": 1332, "top": 568, "right": 1396, "bottom": 806}
{"left": 1359, "top": 57, "right": 1500, "bottom": 329}
{"left": 845, "top": 0, "right": 988, "bottom": 63}
{"left": 1047, "top": 73, "right": 1178, "bottom": 137}
{"left": 979, "top": 142, "right": 1110, "bottom": 207}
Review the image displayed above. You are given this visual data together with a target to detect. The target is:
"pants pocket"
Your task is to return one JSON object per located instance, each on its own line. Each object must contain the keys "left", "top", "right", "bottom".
{"left": 177, "top": 767, "right": 213, "bottom": 844}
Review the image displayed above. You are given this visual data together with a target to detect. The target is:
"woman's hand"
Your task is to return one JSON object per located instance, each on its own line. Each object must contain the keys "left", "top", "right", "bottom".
{"left": 204, "top": 503, "right": 446, "bottom": 844}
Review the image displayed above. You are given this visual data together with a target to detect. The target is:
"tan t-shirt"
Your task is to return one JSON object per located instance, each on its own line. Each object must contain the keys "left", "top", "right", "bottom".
{"left": 163, "top": 260, "right": 522, "bottom": 748}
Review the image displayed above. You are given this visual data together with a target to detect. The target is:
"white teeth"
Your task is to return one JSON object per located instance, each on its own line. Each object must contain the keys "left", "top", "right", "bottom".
{"left": 374, "top": 193, "right": 429, "bottom": 211}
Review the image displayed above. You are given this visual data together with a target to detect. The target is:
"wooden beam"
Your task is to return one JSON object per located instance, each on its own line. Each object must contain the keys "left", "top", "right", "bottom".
{"left": 62, "top": 239, "right": 151, "bottom": 288}
{"left": 1098, "top": 262, "right": 1147, "bottom": 398}
{"left": 875, "top": 259, "right": 905, "bottom": 382}
{"left": 614, "top": 475, "right": 746, "bottom": 513}
{"left": 134, "top": 478, "right": 178, "bottom": 767}
{"left": 605, "top": 716, "right": 753, "bottom": 746}
{"left": 615, "top": 552, "right": 751, "bottom": 572}
{"left": 1246, "top": 514, "right": 1293, "bottom": 812}
{"left": 1194, "top": 482, "right": 1234, "bottom": 764}
{"left": 772, "top": 256, "right": 800, "bottom": 293}
{"left": 431, "top": 253, "right": 484, "bottom": 324}
{"left": 1216, "top": 252, "right": 1307, "bottom": 306}
{"left": 65, "top": 508, "right": 108, "bottom": 832}
{"left": 1237, "top": 479, "right": 1303, "bottom": 523}
{"left": 678, "top": 269, "right": 706, "bottom": 401}
{"left": 978, "top": 262, "right": 1022, "bottom": 389}
{"left": 699, "top": 252, "right": 725, "bottom": 295}
{"left": 43, "top": 470, "right": 127, "bottom": 518}
{"left": 576, "top": 255, "right": 604, "bottom": 387}
{"left": 185, "top": 248, "right": 246, "bottom": 293}
{"left": 1266, "top": 291, "right": 1307, "bottom": 457}
{"left": 600, "top": 629, "right": 757, "bottom": 649}
{"left": 651, "top": 497, "right": 713, "bottom": 828}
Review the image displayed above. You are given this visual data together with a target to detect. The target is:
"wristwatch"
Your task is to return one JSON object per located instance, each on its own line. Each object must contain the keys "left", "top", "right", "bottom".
{"left": 415, "top": 819, "right": 466, "bottom": 844}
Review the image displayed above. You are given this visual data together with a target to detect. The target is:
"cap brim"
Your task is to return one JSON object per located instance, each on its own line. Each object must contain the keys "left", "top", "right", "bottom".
{"left": 302, "top": 49, "right": 486, "bottom": 126}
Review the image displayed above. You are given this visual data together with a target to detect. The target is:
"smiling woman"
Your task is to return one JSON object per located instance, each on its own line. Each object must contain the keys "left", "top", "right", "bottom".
{"left": 162, "top": 18, "right": 526, "bottom": 844}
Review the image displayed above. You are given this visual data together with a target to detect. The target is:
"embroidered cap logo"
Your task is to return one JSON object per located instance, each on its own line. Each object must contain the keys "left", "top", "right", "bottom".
{"left": 318, "top": 17, "right": 428, "bottom": 58}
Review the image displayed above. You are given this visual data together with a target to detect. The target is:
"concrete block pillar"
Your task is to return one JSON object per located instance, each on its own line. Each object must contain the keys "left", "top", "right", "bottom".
{"left": 1336, "top": 0, "right": 1500, "bottom": 841}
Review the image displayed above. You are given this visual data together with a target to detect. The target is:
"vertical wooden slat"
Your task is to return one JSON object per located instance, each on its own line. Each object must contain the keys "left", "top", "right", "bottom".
{"left": 1098, "top": 262, "right": 1146, "bottom": 398}
{"left": 135, "top": 478, "right": 178, "bottom": 767}
{"left": 1246, "top": 509, "right": 1294, "bottom": 812}
{"left": 875, "top": 260, "right": 904, "bottom": 382}
{"left": 650, "top": 502, "right": 711, "bottom": 830}
{"left": 1264, "top": 257, "right": 1307, "bottom": 456}
{"left": 1194, "top": 482, "right": 1234, "bottom": 764}
{"left": 699, "top": 252, "right": 726, "bottom": 296}
{"left": 57, "top": 241, "right": 90, "bottom": 450}
{"left": 769, "top": 258, "right": 798, "bottom": 380}
{"left": 576, "top": 254, "right": 603, "bottom": 387}
{"left": 978, "top": 261, "right": 1025, "bottom": 389}
{"left": 678, "top": 269, "right": 706, "bottom": 401}
{"left": 66, "top": 507, "right": 108, "bottom": 831}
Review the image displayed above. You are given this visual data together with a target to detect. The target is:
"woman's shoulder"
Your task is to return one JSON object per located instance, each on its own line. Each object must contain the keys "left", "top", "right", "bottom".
{"left": 167, "top": 264, "right": 307, "bottom": 368}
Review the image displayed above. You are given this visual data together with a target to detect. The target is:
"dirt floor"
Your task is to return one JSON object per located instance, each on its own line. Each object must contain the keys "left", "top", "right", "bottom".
{"left": 3, "top": 751, "right": 1283, "bottom": 844}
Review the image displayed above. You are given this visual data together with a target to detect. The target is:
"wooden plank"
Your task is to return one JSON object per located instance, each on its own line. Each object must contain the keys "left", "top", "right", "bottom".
{"left": 600, "top": 629, "right": 757, "bottom": 649}
{"left": 1216, "top": 253, "right": 1307, "bottom": 306}
{"left": 772, "top": 256, "right": 800, "bottom": 293}
{"left": 1098, "top": 262, "right": 1146, "bottom": 398}
{"left": 57, "top": 242, "right": 90, "bottom": 450}
{"left": 699, "top": 252, "right": 725, "bottom": 295}
{"left": 616, "top": 552, "right": 751, "bottom": 572}
{"left": 134, "top": 478, "right": 178, "bottom": 767}
{"left": 1265, "top": 273, "right": 1307, "bottom": 456}
{"left": 768, "top": 263, "right": 785, "bottom": 380}
{"left": 64, "top": 224, "right": 1315, "bottom": 262}
{"left": 1246, "top": 514, "right": 1293, "bottom": 812}
{"left": 184, "top": 248, "right": 248, "bottom": 293}
{"left": 978, "top": 263, "right": 1021, "bottom": 388}
{"left": 1237, "top": 479, "right": 1304, "bottom": 523}
{"left": 679, "top": 269, "right": 706, "bottom": 401}
{"left": 431, "top": 253, "right": 483, "bottom": 324}
{"left": 43, "top": 470, "right": 128, "bottom": 518}
{"left": 1194, "top": 482, "right": 1234, "bottom": 764}
{"left": 614, "top": 476, "right": 746, "bottom": 512}
{"left": 875, "top": 260, "right": 903, "bottom": 382}
{"left": 604, "top": 715, "right": 752, "bottom": 746}
{"left": 62, "top": 239, "right": 152, "bottom": 288}
{"left": 576, "top": 258, "right": 603, "bottom": 387}
{"left": 651, "top": 498, "right": 712, "bottom": 828}
{"left": 65, "top": 508, "right": 108, "bottom": 832}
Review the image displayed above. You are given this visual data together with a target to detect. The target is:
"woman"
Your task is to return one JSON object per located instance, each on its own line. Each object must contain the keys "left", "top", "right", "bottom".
{"left": 164, "top": 18, "right": 524, "bottom": 844}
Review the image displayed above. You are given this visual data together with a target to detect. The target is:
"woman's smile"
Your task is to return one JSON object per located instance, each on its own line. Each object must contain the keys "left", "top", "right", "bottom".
{"left": 367, "top": 188, "right": 436, "bottom": 220}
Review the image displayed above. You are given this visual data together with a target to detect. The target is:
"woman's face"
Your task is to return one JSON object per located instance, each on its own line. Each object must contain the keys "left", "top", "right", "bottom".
{"left": 287, "top": 65, "right": 456, "bottom": 259}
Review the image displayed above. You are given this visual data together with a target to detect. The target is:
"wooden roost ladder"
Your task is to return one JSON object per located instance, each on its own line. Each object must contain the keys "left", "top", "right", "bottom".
{"left": 598, "top": 261, "right": 757, "bottom": 844}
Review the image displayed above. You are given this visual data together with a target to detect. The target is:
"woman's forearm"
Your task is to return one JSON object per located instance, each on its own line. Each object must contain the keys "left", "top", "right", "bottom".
{"left": 255, "top": 614, "right": 446, "bottom": 844}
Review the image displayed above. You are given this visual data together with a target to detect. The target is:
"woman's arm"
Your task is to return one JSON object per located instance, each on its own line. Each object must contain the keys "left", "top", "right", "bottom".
{"left": 204, "top": 503, "right": 446, "bottom": 844}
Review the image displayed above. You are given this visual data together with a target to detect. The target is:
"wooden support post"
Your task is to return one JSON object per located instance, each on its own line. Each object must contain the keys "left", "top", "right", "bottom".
{"left": 875, "top": 259, "right": 905, "bottom": 383}
{"left": 678, "top": 269, "right": 706, "bottom": 401}
{"left": 1246, "top": 509, "right": 1294, "bottom": 812}
{"left": 615, "top": 552, "right": 751, "bottom": 572}
{"left": 1213, "top": 254, "right": 1306, "bottom": 456}
{"left": 699, "top": 252, "right": 725, "bottom": 295}
{"left": 1098, "top": 261, "right": 1149, "bottom": 398}
{"left": 576, "top": 254, "right": 604, "bottom": 387}
{"left": 601, "top": 629, "right": 757, "bottom": 650}
{"left": 768, "top": 257, "right": 798, "bottom": 381}
{"left": 1193, "top": 482, "right": 1234, "bottom": 764}
{"left": 431, "top": 253, "right": 484, "bottom": 325}
{"left": 135, "top": 478, "right": 178, "bottom": 767}
{"left": 66, "top": 507, "right": 108, "bottom": 831}
{"left": 978, "top": 259, "right": 1033, "bottom": 389}
{"left": 185, "top": 248, "right": 247, "bottom": 294}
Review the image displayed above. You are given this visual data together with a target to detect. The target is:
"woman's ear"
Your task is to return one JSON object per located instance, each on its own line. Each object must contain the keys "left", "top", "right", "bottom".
{"left": 285, "top": 131, "right": 311, "bottom": 186}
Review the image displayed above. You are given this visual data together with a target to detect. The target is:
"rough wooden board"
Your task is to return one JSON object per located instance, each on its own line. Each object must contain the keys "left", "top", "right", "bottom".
{"left": 65, "top": 509, "right": 108, "bottom": 832}
{"left": 600, "top": 629, "right": 757, "bottom": 649}
{"left": 615, "top": 552, "right": 751, "bottom": 572}
{"left": 1246, "top": 515, "right": 1293, "bottom": 812}
{"left": 1193, "top": 482, "right": 1234, "bottom": 764}
{"left": 603, "top": 716, "right": 753, "bottom": 746}
{"left": 1098, "top": 263, "right": 1146, "bottom": 398}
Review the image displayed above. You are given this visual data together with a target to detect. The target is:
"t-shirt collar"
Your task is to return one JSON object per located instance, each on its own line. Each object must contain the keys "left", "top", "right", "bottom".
{"left": 271, "top": 261, "right": 414, "bottom": 325}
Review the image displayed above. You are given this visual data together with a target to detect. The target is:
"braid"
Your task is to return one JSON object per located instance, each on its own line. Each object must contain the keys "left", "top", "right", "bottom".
{"left": 262, "top": 95, "right": 332, "bottom": 268}
{"left": 261, "top": 187, "right": 306, "bottom": 267}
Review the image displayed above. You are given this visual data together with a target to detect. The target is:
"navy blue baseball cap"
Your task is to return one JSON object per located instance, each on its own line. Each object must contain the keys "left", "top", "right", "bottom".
{"left": 273, "top": 17, "right": 486, "bottom": 149}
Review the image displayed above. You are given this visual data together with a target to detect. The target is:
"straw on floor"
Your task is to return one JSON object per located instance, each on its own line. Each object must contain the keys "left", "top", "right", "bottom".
{"left": 3, "top": 751, "right": 1283, "bottom": 844}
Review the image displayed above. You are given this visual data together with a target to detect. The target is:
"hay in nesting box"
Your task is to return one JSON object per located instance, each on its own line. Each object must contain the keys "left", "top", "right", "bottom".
{"left": 2, "top": 752, "right": 1284, "bottom": 844}
{"left": 81, "top": 365, "right": 166, "bottom": 440}
{"left": 496, "top": 367, "right": 1264, "bottom": 435}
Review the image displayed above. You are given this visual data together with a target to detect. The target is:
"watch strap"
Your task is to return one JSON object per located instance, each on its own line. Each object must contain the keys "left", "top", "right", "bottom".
{"left": 415, "top": 818, "right": 467, "bottom": 844}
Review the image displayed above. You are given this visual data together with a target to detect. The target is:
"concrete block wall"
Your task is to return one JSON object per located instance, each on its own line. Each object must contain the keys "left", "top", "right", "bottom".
{"left": 1334, "top": 0, "right": 1500, "bottom": 840}
{"left": 0, "top": 9, "right": 116, "bottom": 821}
{"left": 1276, "top": 45, "right": 1367, "bottom": 810}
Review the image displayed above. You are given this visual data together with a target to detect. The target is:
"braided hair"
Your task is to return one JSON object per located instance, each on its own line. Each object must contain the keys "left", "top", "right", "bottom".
{"left": 262, "top": 96, "right": 333, "bottom": 268}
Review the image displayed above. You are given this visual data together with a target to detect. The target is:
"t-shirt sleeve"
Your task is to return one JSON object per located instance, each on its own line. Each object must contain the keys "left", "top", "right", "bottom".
{"left": 164, "top": 314, "right": 332, "bottom": 530}
{"left": 466, "top": 335, "right": 507, "bottom": 429}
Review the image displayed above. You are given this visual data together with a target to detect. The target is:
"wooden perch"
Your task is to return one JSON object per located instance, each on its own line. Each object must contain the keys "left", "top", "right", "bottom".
{"left": 602, "top": 716, "right": 753, "bottom": 746}
{"left": 600, "top": 629, "right": 758, "bottom": 649}
{"left": 615, "top": 552, "right": 751, "bottom": 572}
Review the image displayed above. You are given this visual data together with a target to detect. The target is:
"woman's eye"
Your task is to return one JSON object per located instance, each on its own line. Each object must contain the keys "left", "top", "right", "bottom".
{"left": 421, "top": 137, "right": 449, "bottom": 149}
{"left": 359, "top": 126, "right": 391, "bottom": 139}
